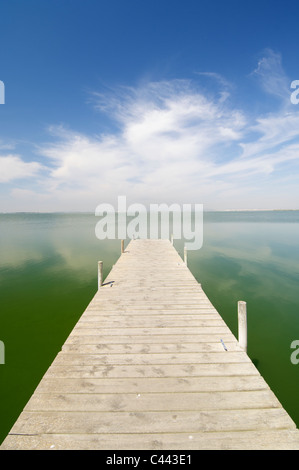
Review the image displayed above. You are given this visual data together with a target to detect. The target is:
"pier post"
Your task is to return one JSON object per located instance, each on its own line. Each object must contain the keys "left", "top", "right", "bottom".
{"left": 121, "top": 240, "right": 125, "bottom": 254}
{"left": 0, "top": 340, "right": 4, "bottom": 365}
{"left": 98, "top": 261, "right": 103, "bottom": 289}
{"left": 238, "top": 301, "right": 247, "bottom": 352}
{"left": 184, "top": 246, "right": 187, "bottom": 266}
{"left": 171, "top": 233, "right": 174, "bottom": 245}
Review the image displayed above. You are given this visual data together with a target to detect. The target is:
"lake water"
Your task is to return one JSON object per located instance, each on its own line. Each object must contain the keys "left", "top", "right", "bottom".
{"left": 0, "top": 211, "right": 299, "bottom": 444}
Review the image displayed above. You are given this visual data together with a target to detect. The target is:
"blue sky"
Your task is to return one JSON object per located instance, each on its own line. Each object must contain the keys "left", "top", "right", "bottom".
{"left": 1, "top": 0, "right": 299, "bottom": 211}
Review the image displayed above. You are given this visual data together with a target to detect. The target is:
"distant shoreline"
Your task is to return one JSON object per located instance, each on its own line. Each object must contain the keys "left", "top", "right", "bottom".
{"left": 1, "top": 209, "right": 299, "bottom": 215}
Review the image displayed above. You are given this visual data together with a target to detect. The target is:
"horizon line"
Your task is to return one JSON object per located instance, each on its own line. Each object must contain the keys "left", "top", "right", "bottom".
{"left": 1, "top": 208, "right": 299, "bottom": 214}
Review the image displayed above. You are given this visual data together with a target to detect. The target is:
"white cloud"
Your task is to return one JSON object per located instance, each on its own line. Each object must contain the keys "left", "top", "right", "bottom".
{"left": 30, "top": 80, "right": 249, "bottom": 208}
{"left": 0, "top": 154, "right": 41, "bottom": 183}
{"left": 2, "top": 55, "right": 299, "bottom": 211}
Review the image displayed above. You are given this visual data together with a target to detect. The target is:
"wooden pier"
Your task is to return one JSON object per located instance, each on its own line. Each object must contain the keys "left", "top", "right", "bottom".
{"left": 1, "top": 239, "right": 299, "bottom": 450}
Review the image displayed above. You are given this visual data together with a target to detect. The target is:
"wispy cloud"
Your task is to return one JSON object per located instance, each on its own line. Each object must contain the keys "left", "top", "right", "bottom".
{"left": 1, "top": 49, "right": 299, "bottom": 210}
{"left": 251, "top": 49, "right": 291, "bottom": 103}
{"left": 34, "top": 79, "right": 248, "bottom": 207}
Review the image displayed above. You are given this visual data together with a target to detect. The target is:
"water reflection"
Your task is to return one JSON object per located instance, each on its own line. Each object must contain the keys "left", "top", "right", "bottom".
{"left": 0, "top": 214, "right": 121, "bottom": 281}
{"left": 0, "top": 212, "right": 299, "bottom": 443}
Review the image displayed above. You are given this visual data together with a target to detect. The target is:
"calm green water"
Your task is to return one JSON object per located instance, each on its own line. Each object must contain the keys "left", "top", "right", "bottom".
{"left": 0, "top": 211, "right": 299, "bottom": 443}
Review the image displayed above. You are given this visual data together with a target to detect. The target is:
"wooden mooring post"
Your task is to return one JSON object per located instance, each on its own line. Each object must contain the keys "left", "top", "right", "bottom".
{"left": 98, "top": 261, "right": 103, "bottom": 289}
{"left": 238, "top": 300, "right": 247, "bottom": 352}
{"left": 0, "top": 340, "right": 4, "bottom": 365}
{"left": 121, "top": 240, "right": 125, "bottom": 254}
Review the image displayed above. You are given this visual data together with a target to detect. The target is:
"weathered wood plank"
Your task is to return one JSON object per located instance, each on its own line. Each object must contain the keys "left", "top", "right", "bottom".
{"left": 44, "top": 362, "right": 260, "bottom": 379}
{"left": 61, "top": 341, "right": 242, "bottom": 354}
{"left": 74, "top": 318, "right": 226, "bottom": 328}
{"left": 23, "top": 390, "right": 282, "bottom": 412}
{"left": 76, "top": 313, "right": 222, "bottom": 321}
{"left": 9, "top": 409, "right": 296, "bottom": 435}
{"left": 2, "top": 430, "right": 299, "bottom": 450}
{"left": 64, "top": 333, "right": 237, "bottom": 345}
{"left": 68, "top": 327, "right": 235, "bottom": 336}
{"left": 35, "top": 375, "right": 270, "bottom": 394}
{"left": 53, "top": 351, "right": 252, "bottom": 366}
{"left": 84, "top": 307, "right": 219, "bottom": 313}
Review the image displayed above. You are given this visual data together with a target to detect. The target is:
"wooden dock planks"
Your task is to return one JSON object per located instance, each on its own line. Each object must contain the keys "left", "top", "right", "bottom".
{"left": 1, "top": 239, "right": 299, "bottom": 450}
